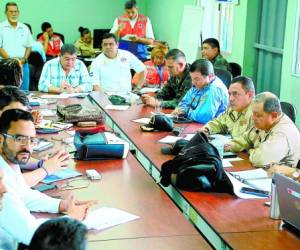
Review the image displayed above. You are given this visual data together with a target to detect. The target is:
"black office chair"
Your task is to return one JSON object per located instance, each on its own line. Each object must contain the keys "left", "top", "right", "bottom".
{"left": 214, "top": 68, "right": 232, "bottom": 88}
{"left": 228, "top": 62, "right": 242, "bottom": 77}
{"left": 280, "top": 101, "right": 297, "bottom": 123}
{"left": 28, "top": 51, "right": 45, "bottom": 91}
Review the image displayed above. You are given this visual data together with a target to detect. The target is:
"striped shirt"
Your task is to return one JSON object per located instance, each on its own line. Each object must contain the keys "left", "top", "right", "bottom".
{"left": 38, "top": 57, "right": 92, "bottom": 92}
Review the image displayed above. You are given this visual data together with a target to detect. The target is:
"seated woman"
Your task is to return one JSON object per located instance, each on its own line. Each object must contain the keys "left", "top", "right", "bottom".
{"left": 133, "top": 44, "right": 169, "bottom": 88}
{"left": 74, "top": 27, "right": 96, "bottom": 57}
{"left": 201, "top": 38, "right": 229, "bottom": 71}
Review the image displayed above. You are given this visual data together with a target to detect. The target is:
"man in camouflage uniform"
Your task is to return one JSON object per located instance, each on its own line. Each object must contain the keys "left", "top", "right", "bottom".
{"left": 201, "top": 38, "right": 229, "bottom": 71}
{"left": 202, "top": 76, "right": 255, "bottom": 138}
{"left": 226, "top": 92, "right": 300, "bottom": 167}
{"left": 141, "top": 49, "right": 192, "bottom": 109}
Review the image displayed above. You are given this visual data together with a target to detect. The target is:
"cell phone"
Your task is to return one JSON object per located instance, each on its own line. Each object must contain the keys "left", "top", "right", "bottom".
{"left": 33, "top": 183, "right": 57, "bottom": 192}
{"left": 240, "top": 187, "right": 270, "bottom": 197}
{"left": 223, "top": 151, "right": 237, "bottom": 158}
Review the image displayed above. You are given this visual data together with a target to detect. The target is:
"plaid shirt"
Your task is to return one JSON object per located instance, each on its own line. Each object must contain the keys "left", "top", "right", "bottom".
{"left": 38, "top": 57, "right": 92, "bottom": 92}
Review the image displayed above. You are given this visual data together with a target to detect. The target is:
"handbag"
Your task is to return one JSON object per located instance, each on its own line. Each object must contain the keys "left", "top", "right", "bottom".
{"left": 74, "top": 131, "right": 129, "bottom": 160}
{"left": 57, "top": 104, "right": 105, "bottom": 124}
{"left": 160, "top": 132, "right": 233, "bottom": 193}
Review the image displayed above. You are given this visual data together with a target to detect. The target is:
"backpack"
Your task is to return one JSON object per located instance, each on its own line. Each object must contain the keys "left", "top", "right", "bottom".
{"left": 160, "top": 132, "right": 234, "bottom": 193}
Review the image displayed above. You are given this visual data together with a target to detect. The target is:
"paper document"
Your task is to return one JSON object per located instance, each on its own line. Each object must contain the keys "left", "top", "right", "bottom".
{"left": 230, "top": 169, "right": 271, "bottom": 192}
{"left": 158, "top": 135, "right": 183, "bottom": 144}
{"left": 39, "top": 109, "right": 56, "bottom": 116}
{"left": 40, "top": 93, "right": 88, "bottom": 99}
{"left": 222, "top": 159, "right": 233, "bottom": 168}
{"left": 209, "top": 134, "right": 232, "bottom": 144}
{"left": 105, "top": 104, "right": 129, "bottom": 111}
{"left": 225, "top": 171, "right": 268, "bottom": 199}
{"left": 83, "top": 207, "right": 139, "bottom": 230}
{"left": 132, "top": 118, "right": 151, "bottom": 124}
{"left": 183, "top": 133, "right": 196, "bottom": 141}
{"left": 139, "top": 87, "right": 160, "bottom": 94}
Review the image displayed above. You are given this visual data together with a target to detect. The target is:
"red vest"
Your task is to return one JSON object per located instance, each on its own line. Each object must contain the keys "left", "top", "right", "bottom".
{"left": 144, "top": 60, "right": 169, "bottom": 86}
{"left": 118, "top": 14, "right": 147, "bottom": 38}
{"left": 38, "top": 34, "right": 62, "bottom": 56}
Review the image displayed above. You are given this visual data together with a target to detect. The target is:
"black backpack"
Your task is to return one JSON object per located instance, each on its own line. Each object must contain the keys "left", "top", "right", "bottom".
{"left": 160, "top": 132, "right": 234, "bottom": 193}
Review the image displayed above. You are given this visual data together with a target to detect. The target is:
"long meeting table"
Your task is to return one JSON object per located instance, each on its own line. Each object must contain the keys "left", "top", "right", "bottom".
{"left": 33, "top": 94, "right": 212, "bottom": 249}
{"left": 88, "top": 91, "right": 300, "bottom": 249}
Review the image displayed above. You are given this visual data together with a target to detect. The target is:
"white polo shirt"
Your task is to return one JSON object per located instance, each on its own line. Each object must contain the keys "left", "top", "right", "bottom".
{"left": 90, "top": 49, "right": 145, "bottom": 93}
{"left": 0, "top": 20, "right": 33, "bottom": 58}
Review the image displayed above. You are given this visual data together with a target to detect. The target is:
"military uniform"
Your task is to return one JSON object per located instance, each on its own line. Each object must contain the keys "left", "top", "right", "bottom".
{"left": 156, "top": 64, "right": 192, "bottom": 109}
{"left": 211, "top": 54, "right": 229, "bottom": 71}
{"left": 204, "top": 104, "right": 253, "bottom": 138}
{"left": 230, "top": 114, "right": 300, "bottom": 167}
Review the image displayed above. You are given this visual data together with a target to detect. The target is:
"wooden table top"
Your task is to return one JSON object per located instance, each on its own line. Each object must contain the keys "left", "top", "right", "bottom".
{"left": 38, "top": 92, "right": 300, "bottom": 249}
{"left": 74, "top": 154, "right": 201, "bottom": 241}
{"left": 88, "top": 235, "right": 212, "bottom": 250}
{"left": 88, "top": 91, "right": 300, "bottom": 247}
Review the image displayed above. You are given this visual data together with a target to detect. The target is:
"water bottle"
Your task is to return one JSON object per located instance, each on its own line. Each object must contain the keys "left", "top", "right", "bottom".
{"left": 269, "top": 179, "right": 280, "bottom": 219}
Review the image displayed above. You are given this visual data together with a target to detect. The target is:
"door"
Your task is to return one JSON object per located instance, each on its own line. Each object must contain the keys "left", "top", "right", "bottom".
{"left": 254, "top": 0, "right": 288, "bottom": 96}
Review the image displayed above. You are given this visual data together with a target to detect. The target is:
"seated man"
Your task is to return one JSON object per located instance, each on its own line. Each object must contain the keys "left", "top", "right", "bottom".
{"left": 38, "top": 22, "right": 63, "bottom": 59}
{"left": 90, "top": 33, "right": 146, "bottom": 93}
{"left": 28, "top": 217, "right": 87, "bottom": 250}
{"left": 201, "top": 38, "right": 229, "bottom": 71}
{"left": 38, "top": 44, "right": 93, "bottom": 93}
{"left": 201, "top": 76, "right": 255, "bottom": 137}
{"left": 226, "top": 92, "right": 300, "bottom": 167}
{"left": 172, "top": 59, "right": 228, "bottom": 124}
{"left": 0, "top": 109, "right": 93, "bottom": 245}
{"left": 0, "top": 86, "right": 70, "bottom": 187}
{"left": 142, "top": 49, "right": 192, "bottom": 109}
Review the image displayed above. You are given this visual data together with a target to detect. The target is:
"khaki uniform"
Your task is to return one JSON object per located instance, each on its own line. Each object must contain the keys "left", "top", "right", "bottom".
{"left": 204, "top": 104, "right": 253, "bottom": 139}
{"left": 230, "top": 114, "right": 300, "bottom": 167}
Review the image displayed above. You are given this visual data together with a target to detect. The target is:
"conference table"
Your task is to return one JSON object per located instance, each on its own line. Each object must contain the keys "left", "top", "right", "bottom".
{"left": 84, "top": 91, "right": 300, "bottom": 249}
{"left": 33, "top": 94, "right": 211, "bottom": 249}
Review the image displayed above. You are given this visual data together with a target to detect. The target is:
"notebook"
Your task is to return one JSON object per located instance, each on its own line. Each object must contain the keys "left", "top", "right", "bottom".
{"left": 275, "top": 173, "right": 300, "bottom": 230}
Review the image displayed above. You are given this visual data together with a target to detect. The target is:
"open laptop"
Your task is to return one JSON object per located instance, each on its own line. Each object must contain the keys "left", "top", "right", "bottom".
{"left": 275, "top": 173, "right": 300, "bottom": 230}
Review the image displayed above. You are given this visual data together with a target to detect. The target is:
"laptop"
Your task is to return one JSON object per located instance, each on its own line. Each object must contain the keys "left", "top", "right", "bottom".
{"left": 275, "top": 173, "right": 300, "bottom": 230}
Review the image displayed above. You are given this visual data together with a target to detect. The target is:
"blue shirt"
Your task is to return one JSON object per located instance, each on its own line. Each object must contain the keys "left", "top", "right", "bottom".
{"left": 38, "top": 57, "right": 92, "bottom": 92}
{"left": 179, "top": 76, "right": 229, "bottom": 124}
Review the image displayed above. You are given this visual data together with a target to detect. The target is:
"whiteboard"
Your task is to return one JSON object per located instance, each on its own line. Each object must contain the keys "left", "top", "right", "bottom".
{"left": 177, "top": 5, "right": 203, "bottom": 63}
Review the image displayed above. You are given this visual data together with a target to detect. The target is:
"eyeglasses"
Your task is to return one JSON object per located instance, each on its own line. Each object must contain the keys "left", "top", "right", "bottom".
{"left": 2, "top": 133, "right": 40, "bottom": 146}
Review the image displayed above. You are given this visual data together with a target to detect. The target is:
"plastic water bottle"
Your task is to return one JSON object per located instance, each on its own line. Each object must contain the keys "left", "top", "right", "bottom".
{"left": 269, "top": 179, "right": 280, "bottom": 219}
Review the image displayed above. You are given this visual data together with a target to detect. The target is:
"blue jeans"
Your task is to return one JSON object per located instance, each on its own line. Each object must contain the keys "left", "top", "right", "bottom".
{"left": 20, "top": 63, "right": 29, "bottom": 91}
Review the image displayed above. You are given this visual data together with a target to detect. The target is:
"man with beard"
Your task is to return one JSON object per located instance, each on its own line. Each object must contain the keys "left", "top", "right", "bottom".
{"left": 0, "top": 109, "right": 93, "bottom": 245}
{"left": 0, "top": 86, "right": 69, "bottom": 187}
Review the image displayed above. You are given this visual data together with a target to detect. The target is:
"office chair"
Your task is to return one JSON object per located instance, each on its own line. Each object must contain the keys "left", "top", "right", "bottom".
{"left": 280, "top": 101, "right": 297, "bottom": 123}
{"left": 214, "top": 68, "right": 232, "bottom": 88}
{"left": 28, "top": 51, "right": 44, "bottom": 91}
{"left": 228, "top": 62, "right": 242, "bottom": 77}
